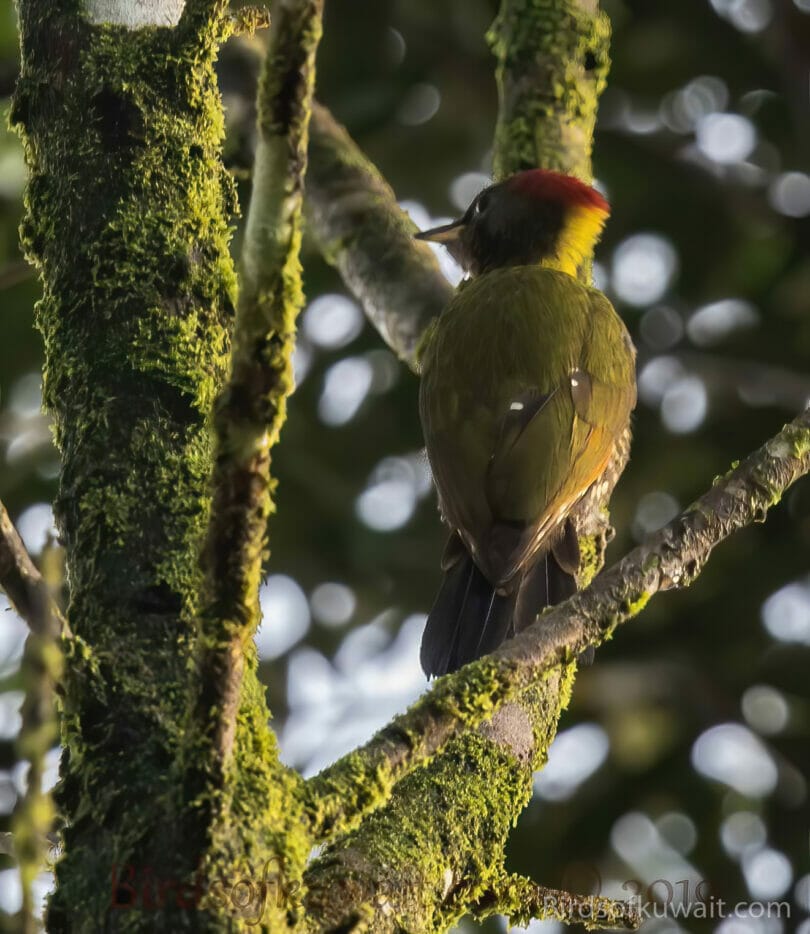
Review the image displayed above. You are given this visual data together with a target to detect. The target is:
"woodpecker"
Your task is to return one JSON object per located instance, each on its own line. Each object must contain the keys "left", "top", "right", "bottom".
{"left": 416, "top": 168, "right": 637, "bottom": 678}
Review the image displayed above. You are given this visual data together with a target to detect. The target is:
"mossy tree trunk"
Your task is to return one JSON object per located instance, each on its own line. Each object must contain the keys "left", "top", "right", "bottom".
{"left": 13, "top": 2, "right": 308, "bottom": 929}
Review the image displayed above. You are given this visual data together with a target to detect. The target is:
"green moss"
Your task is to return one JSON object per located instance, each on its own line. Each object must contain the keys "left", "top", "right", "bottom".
{"left": 305, "top": 729, "right": 534, "bottom": 932}
{"left": 488, "top": 0, "right": 611, "bottom": 180}
{"left": 13, "top": 4, "right": 309, "bottom": 928}
{"left": 786, "top": 425, "right": 810, "bottom": 459}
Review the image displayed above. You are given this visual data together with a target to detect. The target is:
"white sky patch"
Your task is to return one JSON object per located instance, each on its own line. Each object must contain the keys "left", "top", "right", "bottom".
{"left": 0, "top": 597, "right": 28, "bottom": 679}
{"left": 280, "top": 615, "right": 425, "bottom": 776}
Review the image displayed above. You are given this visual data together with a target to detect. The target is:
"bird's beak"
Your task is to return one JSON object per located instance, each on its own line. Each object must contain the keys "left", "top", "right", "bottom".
{"left": 415, "top": 219, "right": 465, "bottom": 244}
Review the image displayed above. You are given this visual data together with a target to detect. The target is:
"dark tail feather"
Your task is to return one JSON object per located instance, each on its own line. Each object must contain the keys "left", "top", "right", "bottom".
{"left": 421, "top": 520, "right": 582, "bottom": 678}
{"left": 513, "top": 550, "right": 577, "bottom": 631}
{"left": 420, "top": 549, "right": 515, "bottom": 678}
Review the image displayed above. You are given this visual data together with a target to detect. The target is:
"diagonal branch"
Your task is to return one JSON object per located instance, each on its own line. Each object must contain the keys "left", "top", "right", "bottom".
{"left": 191, "top": 0, "right": 324, "bottom": 781}
{"left": 0, "top": 499, "right": 65, "bottom": 639}
{"left": 304, "top": 407, "right": 810, "bottom": 840}
{"left": 0, "top": 500, "right": 63, "bottom": 933}
{"left": 306, "top": 103, "right": 452, "bottom": 370}
{"left": 474, "top": 873, "right": 642, "bottom": 931}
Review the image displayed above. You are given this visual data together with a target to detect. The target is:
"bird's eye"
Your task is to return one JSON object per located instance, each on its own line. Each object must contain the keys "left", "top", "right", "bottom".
{"left": 474, "top": 192, "right": 491, "bottom": 215}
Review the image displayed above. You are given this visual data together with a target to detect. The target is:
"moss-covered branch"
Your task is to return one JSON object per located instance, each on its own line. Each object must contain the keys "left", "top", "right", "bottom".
{"left": 298, "top": 2, "right": 808, "bottom": 928}
{"left": 191, "top": 0, "right": 323, "bottom": 796}
{"left": 489, "top": 0, "right": 611, "bottom": 180}
{"left": 304, "top": 408, "right": 810, "bottom": 844}
{"left": 305, "top": 103, "right": 452, "bottom": 371}
{"left": 300, "top": 2, "right": 617, "bottom": 926}
{"left": 474, "top": 873, "right": 642, "bottom": 930}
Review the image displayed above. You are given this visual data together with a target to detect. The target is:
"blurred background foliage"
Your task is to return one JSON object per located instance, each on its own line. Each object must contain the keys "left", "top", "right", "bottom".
{"left": 0, "top": 0, "right": 809, "bottom": 930}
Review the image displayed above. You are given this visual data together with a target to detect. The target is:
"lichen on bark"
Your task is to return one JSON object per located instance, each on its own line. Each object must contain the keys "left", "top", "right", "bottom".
{"left": 12, "top": 2, "right": 307, "bottom": 928}
{"left": 489, "top": 0, "right": 611, "bottom": 180}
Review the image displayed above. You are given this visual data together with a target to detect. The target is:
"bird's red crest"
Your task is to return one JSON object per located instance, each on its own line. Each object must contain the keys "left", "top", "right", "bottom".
{"left": 507, "top": 169, "right": 610, "bottom": 215}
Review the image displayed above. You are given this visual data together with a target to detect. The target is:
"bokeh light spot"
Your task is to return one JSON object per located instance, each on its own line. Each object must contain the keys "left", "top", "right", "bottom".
{"left": 397, "top": 83, "right": 440, "bottom": 126}
{"left": 611, "top": 234, "right": 678, "bottom": 307}
{"left": 761, "top": 579, "right": 810, "bottom": 644}
{"left": 742, "top": 847, "right": 792, "bottom": 899}
{"left": 769, "top": 172, "right": 810, "bottom": 218}
{"left": 533, "top": 723, "right": 609, "bottom": 801}
{"left": 691, "top": 723, "right": 778, "bottom": 797}
{"left": 640, "top": 306, "right": 684, "bottom": 351}
{"left": 661, "top": 376, "right": 708, "bottom": 434}
{"left": 696, "top": 113, "right": 757, "bottom": 164}
{"left": 256, "top": 575, "right": 311, "bottom": 660}
{"left": 303, "top": 294, "right": 364, "bottom": 350}
{"left": 687, "top": 299, "right": 759, "bottom": 346}
{"left": 632, "top": 491, "right": 680, "bottom": 540}
{"left": 741, "top": 685, "right": 789, "bottom": 736}
{"left": 721, "top": 811, "right": 767, "bottom": 858}
{"left": 310, "top": 582, "right": 356, "bottom": 628}
{"left": 318, "top": 357, "right": 374, "bottom": 426}
{"left": 449, "top": 172, "right": 490, "bottom": 211}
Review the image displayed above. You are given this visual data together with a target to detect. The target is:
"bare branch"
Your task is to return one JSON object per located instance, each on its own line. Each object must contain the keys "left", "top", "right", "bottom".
{"left": 304, "top": 408, "right": 810, "bottom": 840}
{"left": 305, "top": 103, "right": 452, "bottom": 370}
{"left": 0, "top": 499, "right": 64, "bottom": 639}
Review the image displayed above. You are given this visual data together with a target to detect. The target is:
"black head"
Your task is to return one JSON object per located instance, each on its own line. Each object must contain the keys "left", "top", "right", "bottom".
{"left": 415, "top": 169, "right": 610, "bottom": 277}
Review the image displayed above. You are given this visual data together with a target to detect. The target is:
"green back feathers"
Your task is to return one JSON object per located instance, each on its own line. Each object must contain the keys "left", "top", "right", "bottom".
{"left": 419, "top": 265, "right": 636, "bottom": 585}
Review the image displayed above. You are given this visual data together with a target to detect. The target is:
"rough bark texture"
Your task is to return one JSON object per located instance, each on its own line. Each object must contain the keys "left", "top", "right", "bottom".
{"left": 184, "top": 0, "right": 324, "bottom": 899}
{"left": 489, "top": 0, "right": 611, "bottom": 180}
{"left": 306, "top": 104, "right": 452, "bottom": 371}
{"left": 12, "top": 2, "right": 307, "bottom": 929}
{"left": 10, "top": 0, "right": 808, "bottom": 930}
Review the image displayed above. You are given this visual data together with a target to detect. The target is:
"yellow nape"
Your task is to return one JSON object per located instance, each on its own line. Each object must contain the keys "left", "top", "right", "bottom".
{"left": 540, "top": 205, "right": 609, "bottom": 277}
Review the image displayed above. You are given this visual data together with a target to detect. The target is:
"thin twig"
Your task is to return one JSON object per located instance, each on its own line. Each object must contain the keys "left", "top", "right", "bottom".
{"left": 0, "top": 500, "right": 65, "bottom": 639}
{"left": 0, "top": 502, "right": 63, "bottom": 933}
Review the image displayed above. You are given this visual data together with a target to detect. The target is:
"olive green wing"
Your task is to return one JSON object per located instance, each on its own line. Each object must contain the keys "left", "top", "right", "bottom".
{"left": 419, "top": 269, "right": 635, "bottom": 587}
{"left": 482, "top": 287, "right": 636, "bottom": 584}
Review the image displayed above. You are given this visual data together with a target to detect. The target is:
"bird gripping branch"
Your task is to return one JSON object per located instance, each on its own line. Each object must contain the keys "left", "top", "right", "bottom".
{"left": 417, "top": 169, "right": 637, "bottom": 677}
